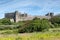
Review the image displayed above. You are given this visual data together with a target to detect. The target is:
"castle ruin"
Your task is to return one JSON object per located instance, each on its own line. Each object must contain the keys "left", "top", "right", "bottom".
{"left": 5, "top": 11, "right": 54, "bottom": 22}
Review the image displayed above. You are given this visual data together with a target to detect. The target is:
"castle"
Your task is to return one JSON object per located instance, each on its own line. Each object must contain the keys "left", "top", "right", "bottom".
{"left": 5, "top": 11, "right": 54, "bottom": 22}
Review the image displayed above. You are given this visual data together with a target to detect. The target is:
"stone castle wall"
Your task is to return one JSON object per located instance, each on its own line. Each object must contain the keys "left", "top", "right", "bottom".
{"left": 5, "top": 11, "right": 53, "bottom": 22}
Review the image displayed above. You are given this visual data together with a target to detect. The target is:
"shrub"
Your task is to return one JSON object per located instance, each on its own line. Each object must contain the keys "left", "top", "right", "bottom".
{"left": 0, "top": 18, "right": 12, "bottom": 25}
{"left": 18, "top": 18, "right": 51, "bottom": 33}
{"left": 49, "top": 16, "right": 60, "bottom": 27}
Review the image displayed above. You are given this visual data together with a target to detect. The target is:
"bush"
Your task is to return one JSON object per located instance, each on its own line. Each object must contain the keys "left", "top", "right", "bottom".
{"left": 0, "top": 18, "right": 12, "bottom": 25}
{"left": 50, "top": 16, "right": 60, "bottom": 24}
{"left": 18, "top": 18, "right": 51, "bottom": 33}
{"left": 49, "top": 16, "right": 60, "bottom": 27}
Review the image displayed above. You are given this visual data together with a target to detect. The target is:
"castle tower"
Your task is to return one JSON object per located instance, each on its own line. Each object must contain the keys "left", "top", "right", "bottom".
{"left": 50, "top": 12, "right": 54, "bottom": 17}
{"left": 45, "top": 12, "right": 54, "bottom": 17}
{"left": 14, "top": 11, "right": 20, "bottom": 22}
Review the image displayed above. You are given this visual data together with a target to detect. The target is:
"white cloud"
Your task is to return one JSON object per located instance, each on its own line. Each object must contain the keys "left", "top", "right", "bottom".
{"left": 0, "top": 0, "right": 60, "bottom": 16}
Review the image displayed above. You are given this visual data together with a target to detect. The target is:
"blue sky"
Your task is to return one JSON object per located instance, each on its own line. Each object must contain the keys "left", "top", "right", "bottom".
{"left": 0, "top": 0, "right": 60, "bottom": 18}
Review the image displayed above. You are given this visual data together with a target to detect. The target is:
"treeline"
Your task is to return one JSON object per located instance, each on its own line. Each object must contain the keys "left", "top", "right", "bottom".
{"left": 0, "top": 15, "right": 60, "bottom": 33}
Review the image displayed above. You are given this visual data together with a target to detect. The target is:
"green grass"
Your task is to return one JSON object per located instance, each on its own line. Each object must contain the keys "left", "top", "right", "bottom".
{"left": 0, "top": 32, "right": 60, "bottom": 40}
{"left": 0, "top": 29, "right": 18, "bottom": 34}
